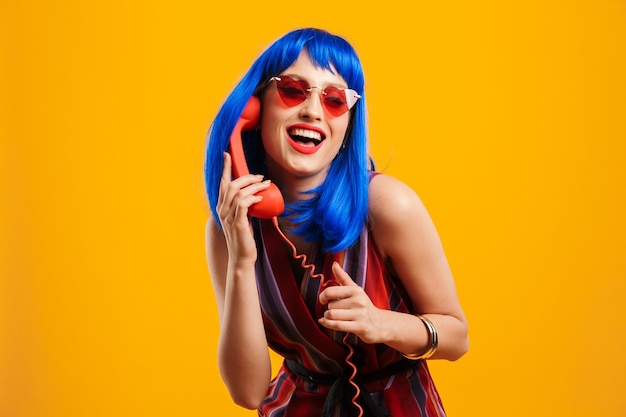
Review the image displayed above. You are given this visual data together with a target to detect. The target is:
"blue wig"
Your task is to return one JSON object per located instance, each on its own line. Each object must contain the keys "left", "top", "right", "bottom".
{"left": 205, "top": 28, "right": 371, "bottom": 253}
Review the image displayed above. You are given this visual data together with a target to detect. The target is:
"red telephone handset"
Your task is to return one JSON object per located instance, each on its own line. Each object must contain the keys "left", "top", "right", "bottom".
{"left": 229, "top": 96, "right": 285, "bottom": 219}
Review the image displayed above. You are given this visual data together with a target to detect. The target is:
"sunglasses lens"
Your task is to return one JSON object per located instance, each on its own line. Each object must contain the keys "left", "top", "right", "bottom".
{"left": 275, "top": 77, "right": 308, "bottom": 107}
{"left": 322, "top": 87, "right": 349, "bottom": 116}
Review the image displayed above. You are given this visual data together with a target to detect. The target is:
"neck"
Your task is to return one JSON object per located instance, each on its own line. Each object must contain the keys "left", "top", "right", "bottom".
{"left": 268, "top": 170, "right": 328, "bottom": 205}
{"left": 276, "top": 217, "right": 317, "bottom": 257}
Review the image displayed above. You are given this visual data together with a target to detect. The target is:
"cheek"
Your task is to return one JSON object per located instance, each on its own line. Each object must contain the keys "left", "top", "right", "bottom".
{"left": 259, "top": 94, "right": 289, "bottom": 137}
{"left": 329, "top": 116, "right": 350, "bottom": 141}
{"left": 259, "top": 108, "right": 282, "bottom": 147}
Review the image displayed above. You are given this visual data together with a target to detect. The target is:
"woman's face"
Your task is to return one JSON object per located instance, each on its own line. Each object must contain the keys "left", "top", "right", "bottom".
{"left": 260, "top": 52, "right": 352, "bottom": 192}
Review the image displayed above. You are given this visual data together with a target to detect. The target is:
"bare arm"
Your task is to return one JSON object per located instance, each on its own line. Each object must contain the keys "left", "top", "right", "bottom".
{"left": 205, "top": 153, "right": 272, "bottom": 408}
{"left": 319, "top": 173, "right": 468, "bottom": 360}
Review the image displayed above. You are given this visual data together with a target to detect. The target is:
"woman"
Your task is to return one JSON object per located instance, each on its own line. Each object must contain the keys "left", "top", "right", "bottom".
{"left": 205, "top": 28, "right": 468, "bottom": 417}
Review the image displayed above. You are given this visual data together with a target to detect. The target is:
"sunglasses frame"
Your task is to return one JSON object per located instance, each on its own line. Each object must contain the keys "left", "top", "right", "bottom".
{"left": 267, "top": 76, "right": 361, "bottom": 116}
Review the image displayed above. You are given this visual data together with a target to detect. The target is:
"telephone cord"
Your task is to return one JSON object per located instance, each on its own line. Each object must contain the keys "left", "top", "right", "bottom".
{"left": 271, "top": 217, "right": 364, "bottom": 417}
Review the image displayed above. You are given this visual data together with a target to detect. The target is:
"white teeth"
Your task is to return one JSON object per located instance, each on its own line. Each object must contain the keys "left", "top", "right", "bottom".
{"left": 288, "top": 128, "right": 322, "bottom": 141}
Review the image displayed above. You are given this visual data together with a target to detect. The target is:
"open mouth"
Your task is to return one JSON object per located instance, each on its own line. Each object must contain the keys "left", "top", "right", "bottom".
{"left": 288, "top": 127, "right": 325, "bottom": 147}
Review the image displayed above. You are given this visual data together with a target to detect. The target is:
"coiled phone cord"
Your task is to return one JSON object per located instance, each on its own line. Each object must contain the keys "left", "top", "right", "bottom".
{"left": 271, "top": 217, "right": 364, "bottom": 417}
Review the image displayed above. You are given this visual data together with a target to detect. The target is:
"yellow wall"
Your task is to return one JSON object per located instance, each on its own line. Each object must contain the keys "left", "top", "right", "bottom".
{"left": 2, "top": 1, "right": 625, "bottom": 416}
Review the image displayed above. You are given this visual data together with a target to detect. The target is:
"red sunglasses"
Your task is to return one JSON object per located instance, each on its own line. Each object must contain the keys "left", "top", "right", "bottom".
{"left": 269, "top": 76, "right": 361, "bottom": 117}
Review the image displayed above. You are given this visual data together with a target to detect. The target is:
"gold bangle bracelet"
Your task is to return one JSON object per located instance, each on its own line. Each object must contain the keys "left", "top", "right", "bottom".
{"left": 401, "top": 314, "right": 439, "bottom": 360}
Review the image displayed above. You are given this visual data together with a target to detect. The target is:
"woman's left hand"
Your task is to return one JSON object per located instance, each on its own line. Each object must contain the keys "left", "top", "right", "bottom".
{"left": 318, "top": 262, "right": 387, "bottom": 344}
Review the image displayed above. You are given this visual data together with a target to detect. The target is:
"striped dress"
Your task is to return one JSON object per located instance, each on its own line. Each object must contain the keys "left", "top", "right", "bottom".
{"left": 255, "top": 218, "right": 446, "bottom": 417}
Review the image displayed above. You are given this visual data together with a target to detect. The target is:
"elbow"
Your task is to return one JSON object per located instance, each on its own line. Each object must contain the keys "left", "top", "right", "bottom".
{"left": 217, "top": 355, "right": 270, "bottom": 410}
{"left": 231, "top": 393, "right": 264, "bottom": 411}
{"left": 224, "top": 380, "right": 267, "bottom": 410}
{"left": 448, "top": 324, "right": 470, "bottom": 361}
{"left": 448, "top": 335, "right": 469, "bottom": 361}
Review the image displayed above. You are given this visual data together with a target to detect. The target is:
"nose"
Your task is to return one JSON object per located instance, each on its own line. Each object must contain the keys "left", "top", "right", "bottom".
{"left": 299, "top": 88, "right": 324, "bottom": 120}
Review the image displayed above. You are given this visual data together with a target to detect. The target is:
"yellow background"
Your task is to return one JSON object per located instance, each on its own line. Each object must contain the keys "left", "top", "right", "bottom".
{"left": 2, "top": 1, "right": 625, "bottom": 416}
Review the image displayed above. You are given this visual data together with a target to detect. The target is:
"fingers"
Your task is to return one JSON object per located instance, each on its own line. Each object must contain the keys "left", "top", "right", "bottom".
{"left": 331, "top": 262, "right": 358, "bottom": 286}
{"left": 323, "top": 293, "right": 367, "bottom": 312}
{"left": 319, "top": 286, "right": 355, "bottom": 306}
{"left": 318, "top": 288, "right": 382, "bottom": 343}
{"left": 221, "top": 152, "right": 232, "bottom": 183}
{"left": 318, "top": 306, "right": 368, "bottom": 335}
{"left": 318, "top": 315, "right": 357, "bottom": 334}
{"left": 219, "top": 179, "right": 268, "bottom": 224}
{"left": 316, "top": 264, "right": 386, "bottom": 343}
{"left": 319, "top": 263, "right": 359, "bottom": 305}
{"left": 318, "top": 304, "right": 350, "bottom": 322}
{"left": 218, "top": 153, "right": 271, "bottom": 224}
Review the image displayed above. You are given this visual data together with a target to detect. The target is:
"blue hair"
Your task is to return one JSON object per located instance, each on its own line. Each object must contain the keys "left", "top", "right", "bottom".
{"left": 205, "top": 28, "right": 371, "bottom": 252}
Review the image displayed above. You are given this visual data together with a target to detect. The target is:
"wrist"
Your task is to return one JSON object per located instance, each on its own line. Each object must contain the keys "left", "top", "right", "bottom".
{"left": 401, "top": 314, "right": 439, "bottom": 360}
{"left": 228, "top": 258, "right": 257, "bottom": 279}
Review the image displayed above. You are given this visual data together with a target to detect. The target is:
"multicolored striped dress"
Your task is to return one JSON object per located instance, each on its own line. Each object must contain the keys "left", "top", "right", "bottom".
{"left": 254, "top": 218, "right": 447, "bottom": 417}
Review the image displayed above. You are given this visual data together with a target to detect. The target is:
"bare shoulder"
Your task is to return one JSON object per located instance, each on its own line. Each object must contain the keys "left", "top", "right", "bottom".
{"left": 368, "top": 173, "right": 434, "bottom": 260}
{"left": 369, "top": 173, "right": 428, "bottom": 226}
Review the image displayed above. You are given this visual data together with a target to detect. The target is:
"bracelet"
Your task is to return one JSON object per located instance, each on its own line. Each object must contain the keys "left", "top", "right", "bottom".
{"left": 401, "top": 314, "right": 439, "bottom": 360}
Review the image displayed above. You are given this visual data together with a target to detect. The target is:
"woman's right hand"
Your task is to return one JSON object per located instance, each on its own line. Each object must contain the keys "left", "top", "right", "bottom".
{"left": 216, "top": 152, "right": 272, "bottom": 266}
{"left": 208, "top": 153, "right": 274, "bottom": 408}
